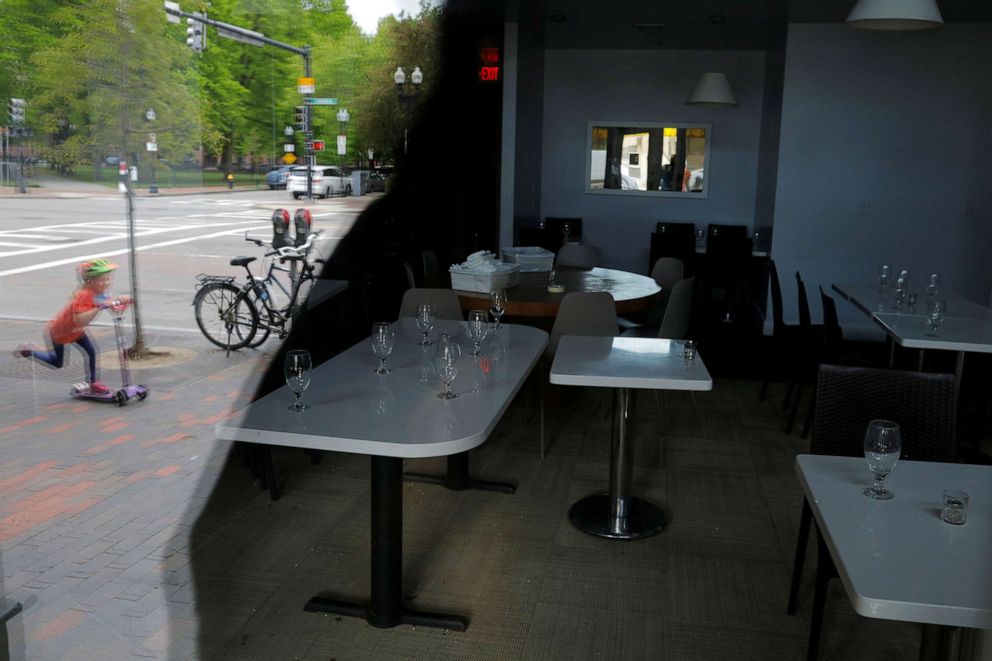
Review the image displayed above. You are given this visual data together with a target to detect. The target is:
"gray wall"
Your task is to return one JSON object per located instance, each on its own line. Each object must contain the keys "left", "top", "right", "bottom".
{"left": 771, "top": 23, "right": 992, "bottom": 337}
{"left": 539, "top": 49, "right": 767, "bottom": 274}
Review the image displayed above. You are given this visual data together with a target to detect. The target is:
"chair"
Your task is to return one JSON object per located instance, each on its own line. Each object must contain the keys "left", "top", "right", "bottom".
{"left": 541, "top": 292, "right": 618, "bottom": 457}
{"left": 649, "top": 223, "right": 696, "bottom": 273}
{"left": 555, "top": 244, "right": 597, "bottom": 269}
{"left": 421, "top": 250, "right": 446, "bottom": 288}
{"left": 398, "top": 288, "right": 464, "bottom": 321}
{"left": 619, "top": 257, "right": 684, "bottom": 329}
{"left": 785, "top": 271, "right": 817, "bottom": 433}
{"left": 758, "top": 260, "right": 800, "bottom": 402}
{"left": 545, "top": 217, "right": 583, "bottom": 245}
{"left": 402, "top": 262, "right": 417, "bottom": 290}
{"left": 797, "top": 287, "right": 845, "bottom": 439}
{"left": 620, "top": 277, "right": 695, "bottom": 340}
{"left": 787, "top": 364, "right": 957, "bottom": 661}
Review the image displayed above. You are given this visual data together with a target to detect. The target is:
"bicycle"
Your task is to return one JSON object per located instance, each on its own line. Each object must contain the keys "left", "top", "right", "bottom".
{"left": 193, "top": 231, "right": 323, "bottom": 352}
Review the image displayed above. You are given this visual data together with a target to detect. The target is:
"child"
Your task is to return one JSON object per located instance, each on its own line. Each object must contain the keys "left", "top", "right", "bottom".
{"left": 14, "top": 259, "right": 132, "bottom": 394}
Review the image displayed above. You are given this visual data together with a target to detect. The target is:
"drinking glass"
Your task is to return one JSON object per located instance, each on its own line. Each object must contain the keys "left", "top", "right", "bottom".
{"left": 878, "top": 264, "right": 891, "bottom": 291}
{"left": 415, "top": 303, "right": 435, "bottom": 346}
{"left": 284, "top": 349, "right": 312, "bottom": 412}
{"left": 370, "top": 322, "right": 394, "bottom": 374}
{"left": 434, "top": 333, "right": 461, "bottom": 400}
{"left": 893, "top": 275, "right": 906, "bottom": 308}
{"left": 863, "top": 419, "right": 901, "bottom": 500}
{"left": 926, "top": 298, "right": 946, "bottom": 336}
{"left": 467, "top": 310, "right": 488, "bottom": 356}
{"left": 489, "top": 289, "right": 507, "bottom": 330}
{"left": 927, "top": 273, "right": 941, "bottom": 298}
{"left": 695, "top": 228, "right": 706, "bottom": 250}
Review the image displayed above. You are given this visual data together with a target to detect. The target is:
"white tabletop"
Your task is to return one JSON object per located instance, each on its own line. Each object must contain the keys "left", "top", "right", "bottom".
{"left": 833, "top": 284, "right": 992, "bottom": 321}
{"left": 549, "top": 336, "right": 714, "bottom": 391}
{"left": 796, "top": 454, "right": 992, "bottom": 629}
{"left": 216, "top": 320, "right": 548, "bottom": 458}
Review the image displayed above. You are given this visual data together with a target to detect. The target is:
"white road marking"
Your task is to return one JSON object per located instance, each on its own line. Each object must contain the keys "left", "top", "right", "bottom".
{"left": 0, "top": 225, "right": 268, "bottom": 278}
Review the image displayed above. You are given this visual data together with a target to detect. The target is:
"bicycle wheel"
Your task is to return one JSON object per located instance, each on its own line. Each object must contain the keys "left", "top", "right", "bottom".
{"left": 194, "top": 283, "right": 258, "bottom": 350}
{"left": 245, "top": 289, "right": 274, "bottom": 348}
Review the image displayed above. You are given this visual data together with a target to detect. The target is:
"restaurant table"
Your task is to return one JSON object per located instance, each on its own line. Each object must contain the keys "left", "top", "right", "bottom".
{"left": 796, "top": 454, "right": 992, "bottom": 661}
{"left": 550, "top": 336, "right": 713, "bottom": 539}
{"left": 454, "top": 267, "right": 660, "bottom": 318}
{"left": 832, "top": 283, "right": 992, "bottom": 400}
{"left": 216, "top": 319, "right": 547, "bottom": 631}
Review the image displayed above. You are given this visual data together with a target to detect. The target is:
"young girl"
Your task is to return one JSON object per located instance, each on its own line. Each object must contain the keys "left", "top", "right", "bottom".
{"left": 15, "top": 259, "right": 132, "bottom": 394}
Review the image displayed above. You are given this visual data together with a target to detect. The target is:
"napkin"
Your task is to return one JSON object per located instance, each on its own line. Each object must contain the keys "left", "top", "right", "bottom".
{"left": 450, "top": 251, "right": 516, "bottom": 273}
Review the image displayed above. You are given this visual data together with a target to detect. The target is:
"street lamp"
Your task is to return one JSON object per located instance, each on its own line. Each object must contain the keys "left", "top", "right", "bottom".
{"left": 145, "top": 108, "right": 159, "bottom": 194}
{"left": 393, "top": 66, "right": 423, "bottom": 154}
{"left": 336, "top": 107, "right": 350, "bottom": 170}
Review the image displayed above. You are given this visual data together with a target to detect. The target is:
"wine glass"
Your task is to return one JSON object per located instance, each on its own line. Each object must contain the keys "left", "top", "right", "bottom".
{"left": 370, "top": 322, "right": 394, "bottom": 374}
{"left": 415, "top": 303, "right": 435, "bottom": 346}
{"left": 489, "top": 289, "right": 507, "bottom": 330}
{"left": 863, "top": 419, "right": 901, "bottom": 500}
{"left": 926, "top": 297, "right": 947, "bottom": 336}
{"left": 893, "top": 275, "right": 906, "bottom": 309}
{"left": 878, "top": 264, "right": 891, "bottom": 291}
{"left": 467, "top": 310, "right": 488, "bottom": 356}
{"left": 926, "top": 273, "right": 941, "bottom": 298}
{"left": 284, "top": 349, "right": 312, "bottom": 412}
{"left": 434, "top": 333, "right": 461, "bottom": 400}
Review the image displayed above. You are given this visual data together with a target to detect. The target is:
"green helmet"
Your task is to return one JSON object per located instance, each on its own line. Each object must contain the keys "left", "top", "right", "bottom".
{"left": 79, "top": 259, "right": 117, "bottom": 280}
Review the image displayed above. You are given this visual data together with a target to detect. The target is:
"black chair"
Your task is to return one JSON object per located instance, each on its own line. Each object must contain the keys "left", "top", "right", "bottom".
{"left": 786, "top": 364, "right": 957, "bottom": 661}
{"left": 544, "top": 217, "right": 582, "bottom": 245}
{"left": 785, "top": 271, "right": 818, "bottom": 433}
{"left": 649, "top": 222, "right": 696, "bottom": 273}
{"left": 421, "top": 250, "right": 446, "bottom": 288}
{"left": 759, "top": 260, "right": 799, "bottom": 403}
{"left": 797, "top": 287, "right": 845, "bottom": 439}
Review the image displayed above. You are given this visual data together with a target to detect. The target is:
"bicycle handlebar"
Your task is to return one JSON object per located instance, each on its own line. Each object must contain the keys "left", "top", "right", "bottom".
{"left": 264, "top": 230, "right": 324, "bottom": 260}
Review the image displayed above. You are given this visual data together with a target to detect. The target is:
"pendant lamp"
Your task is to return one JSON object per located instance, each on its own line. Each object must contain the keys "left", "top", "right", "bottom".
{"left": 686, "top": 73, "right": 738, "bottom": 108}
{"left": 845, "top": 0, "right": 943, "bottom": 30}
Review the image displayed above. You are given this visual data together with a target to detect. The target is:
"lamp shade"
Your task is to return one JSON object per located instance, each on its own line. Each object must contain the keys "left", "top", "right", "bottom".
{"left": 845, "top": 0, "right": 943, "bottom": 30}
{"left": 686, "top": 73, "right": 738, "bottom": 108}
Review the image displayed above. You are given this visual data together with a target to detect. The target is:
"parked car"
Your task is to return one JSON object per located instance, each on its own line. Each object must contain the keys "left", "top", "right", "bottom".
{"left": 265, "top": 165, "right": 293, "bottom": 190}
{"left": 367, "top": 168, "right": 393, "bottom": 193}
{"left": 287, "top": 165, "right": 352, "bottom": 199}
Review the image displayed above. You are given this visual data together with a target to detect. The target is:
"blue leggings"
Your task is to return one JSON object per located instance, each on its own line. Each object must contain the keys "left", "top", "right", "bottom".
{"left": 30, "top": 333, "right": 98, "bottom": 383}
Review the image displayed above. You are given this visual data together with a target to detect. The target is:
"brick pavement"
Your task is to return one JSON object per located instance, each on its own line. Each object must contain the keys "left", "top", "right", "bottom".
{"left": 1, "top": 318, "right": 274, "bottom": 660}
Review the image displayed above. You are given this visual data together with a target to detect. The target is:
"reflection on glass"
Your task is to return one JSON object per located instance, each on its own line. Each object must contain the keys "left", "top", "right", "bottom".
{"left": 587, "top": 123, "right": 710, "bottom": 197}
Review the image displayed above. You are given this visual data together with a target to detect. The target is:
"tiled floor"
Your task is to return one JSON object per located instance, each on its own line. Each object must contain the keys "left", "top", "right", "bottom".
{"left": 0, "top": 325, "right": 935, "bottom": 659}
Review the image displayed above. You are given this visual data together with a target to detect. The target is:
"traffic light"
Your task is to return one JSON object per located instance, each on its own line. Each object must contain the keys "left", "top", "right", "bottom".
{"left": 8, "top": 98, "right": 25, "bottom": 124}
{"left": 186, "top": 14, "right": 205, "bottom": 52}
{"left": 293, "top": 106, "right": 308, "bottom": 131}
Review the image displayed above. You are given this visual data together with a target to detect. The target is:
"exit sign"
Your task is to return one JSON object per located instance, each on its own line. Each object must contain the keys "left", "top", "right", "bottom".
{"left": 478, "top": 47, "right": 500, "bottom": 83}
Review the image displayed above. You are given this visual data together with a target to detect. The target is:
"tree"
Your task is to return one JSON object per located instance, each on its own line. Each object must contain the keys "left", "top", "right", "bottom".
{"left": 31, "top": 0, "right": 206, "bottom": 356}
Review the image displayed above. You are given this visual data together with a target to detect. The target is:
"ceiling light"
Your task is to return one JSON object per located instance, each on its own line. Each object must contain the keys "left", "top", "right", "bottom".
{"left": 686, "top": 73, "right": 738, "bottom": 108}
{"left": 845, "top": 0, "right": 943, "bottom": 30}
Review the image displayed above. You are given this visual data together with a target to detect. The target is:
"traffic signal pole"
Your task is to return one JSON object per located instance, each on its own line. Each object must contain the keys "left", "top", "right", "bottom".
{"left": 163, "top": 2, "right": 314, "bottom": 198}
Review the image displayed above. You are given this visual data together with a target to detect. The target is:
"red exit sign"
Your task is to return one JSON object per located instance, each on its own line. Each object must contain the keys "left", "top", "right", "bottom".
{"left": 479, "top": 47, "right": 500, "bottom": 82}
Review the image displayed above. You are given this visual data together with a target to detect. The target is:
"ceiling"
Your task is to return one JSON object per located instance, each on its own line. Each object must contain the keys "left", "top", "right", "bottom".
{"left": 522, "top": 0, "right": 992, "bottom": 51}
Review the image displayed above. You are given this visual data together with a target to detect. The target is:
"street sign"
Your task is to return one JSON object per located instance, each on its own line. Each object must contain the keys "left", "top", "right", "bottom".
{"left": 297, "top": 77, "right": 315, "bottom": 94}
{"left": 283, "top": 143, "right": 295, "bottom": 152}
{"left": 146, "top": 141, "right": 158, "bottom": 152}
{"left": 311, "top": 140, "right": 325, "bottom": 152}
{"left": 282, "top": 152, "right": 297, "bottom": 164}
{"left": 306, "top": 97, "right": 338, "bottom": 106}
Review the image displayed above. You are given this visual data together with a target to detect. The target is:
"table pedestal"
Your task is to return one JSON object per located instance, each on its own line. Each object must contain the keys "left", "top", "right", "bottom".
{"left": 304, "top": 456, "right": 468, "bottom": 631}
{"left": 404, "top": 451, "right": 515, "bottom": 493}
{"left": 569, "top": 388, "right": 667, "bottom": 540}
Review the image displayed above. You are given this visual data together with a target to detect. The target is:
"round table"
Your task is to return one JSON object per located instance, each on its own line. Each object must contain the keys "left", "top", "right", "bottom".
{"left": 454, "top": 267, "right": 660, "bottom": 317}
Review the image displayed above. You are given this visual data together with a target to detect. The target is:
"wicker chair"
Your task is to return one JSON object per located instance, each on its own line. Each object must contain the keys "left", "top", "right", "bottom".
{"left": 787, "top": 364, "right": 957, "bottom": 661}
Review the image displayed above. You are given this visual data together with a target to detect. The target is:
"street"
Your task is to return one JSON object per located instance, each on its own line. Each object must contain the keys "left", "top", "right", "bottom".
{"left": 0, "top": 188, "right": 371, "bottom": 342}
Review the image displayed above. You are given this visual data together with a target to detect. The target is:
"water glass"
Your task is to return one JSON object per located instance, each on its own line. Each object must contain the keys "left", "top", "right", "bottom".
{"left": 682, "top": 340, "right": 697, "bottom": 360}
{"left": 863, "top": 419, "right": 901, "bottom": 500}
{"left": 489, "top": 290, "right": 507, "bottom": 330}
{"left": 695, "top": 228, "right": 706, "bottom": 250}
{"left": 467, "top": 310, "right": 488, "bottom": 356}
{"left": 434, "top": 333, "right": 461, "bottom": 400}
{"left": 878, "top": 264, "right": 891, "bottom": 291}
{"left": 926, "top": 298, "right": 946, "bottom": 336}
{"left": 415, "top": 303, "right": 435, "bottom": 346}
{"left": 927, "top": 273, "right": 941, "bottom": 298}
{"left": 371, "top": 322, "right": 394, "bottom": 374}
{"left": 284, "top": 349, "right": 312, "bottom": 412}
{"left": 941, "top": 490, "right": 968, "bottom": 525}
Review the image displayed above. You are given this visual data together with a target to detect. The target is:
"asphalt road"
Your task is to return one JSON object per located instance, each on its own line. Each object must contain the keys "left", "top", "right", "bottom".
{"left": 0, "top": 188, "right": 371, "bottom": 344}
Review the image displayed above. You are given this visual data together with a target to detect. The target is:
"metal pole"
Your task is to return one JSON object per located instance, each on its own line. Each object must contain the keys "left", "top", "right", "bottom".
{"left": 304, "top": 47, "right": 313, "bottom": 201}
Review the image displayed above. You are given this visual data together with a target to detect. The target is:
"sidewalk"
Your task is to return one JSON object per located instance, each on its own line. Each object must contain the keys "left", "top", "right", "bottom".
{"left": 0, "top": 318, "right": 275, "bottom": 659}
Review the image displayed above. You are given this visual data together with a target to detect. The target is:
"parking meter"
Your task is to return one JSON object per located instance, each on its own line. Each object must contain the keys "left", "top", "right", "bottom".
{"left": 270, "top": 209, "right": 291, "bottom": 250}
{"left": 293, "top": 208, "right": 312, "bottom": 247}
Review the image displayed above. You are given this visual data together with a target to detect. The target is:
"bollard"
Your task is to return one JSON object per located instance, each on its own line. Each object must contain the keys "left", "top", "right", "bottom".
{"left": 226, "top": 173, "right": 234, "bottom": 189}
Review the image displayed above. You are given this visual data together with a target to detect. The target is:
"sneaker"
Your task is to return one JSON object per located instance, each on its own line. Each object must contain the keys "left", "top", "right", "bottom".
{"left": 12, "top": 343, "right": 33, "bottom": 358}
{"left": 89, "top": 381, "right": 111, "bottom": 394}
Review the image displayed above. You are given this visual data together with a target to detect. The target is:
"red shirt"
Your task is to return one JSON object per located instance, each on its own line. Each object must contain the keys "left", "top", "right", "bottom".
{"left": 47, "top": 288, "right": 99, "bottom": 344}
